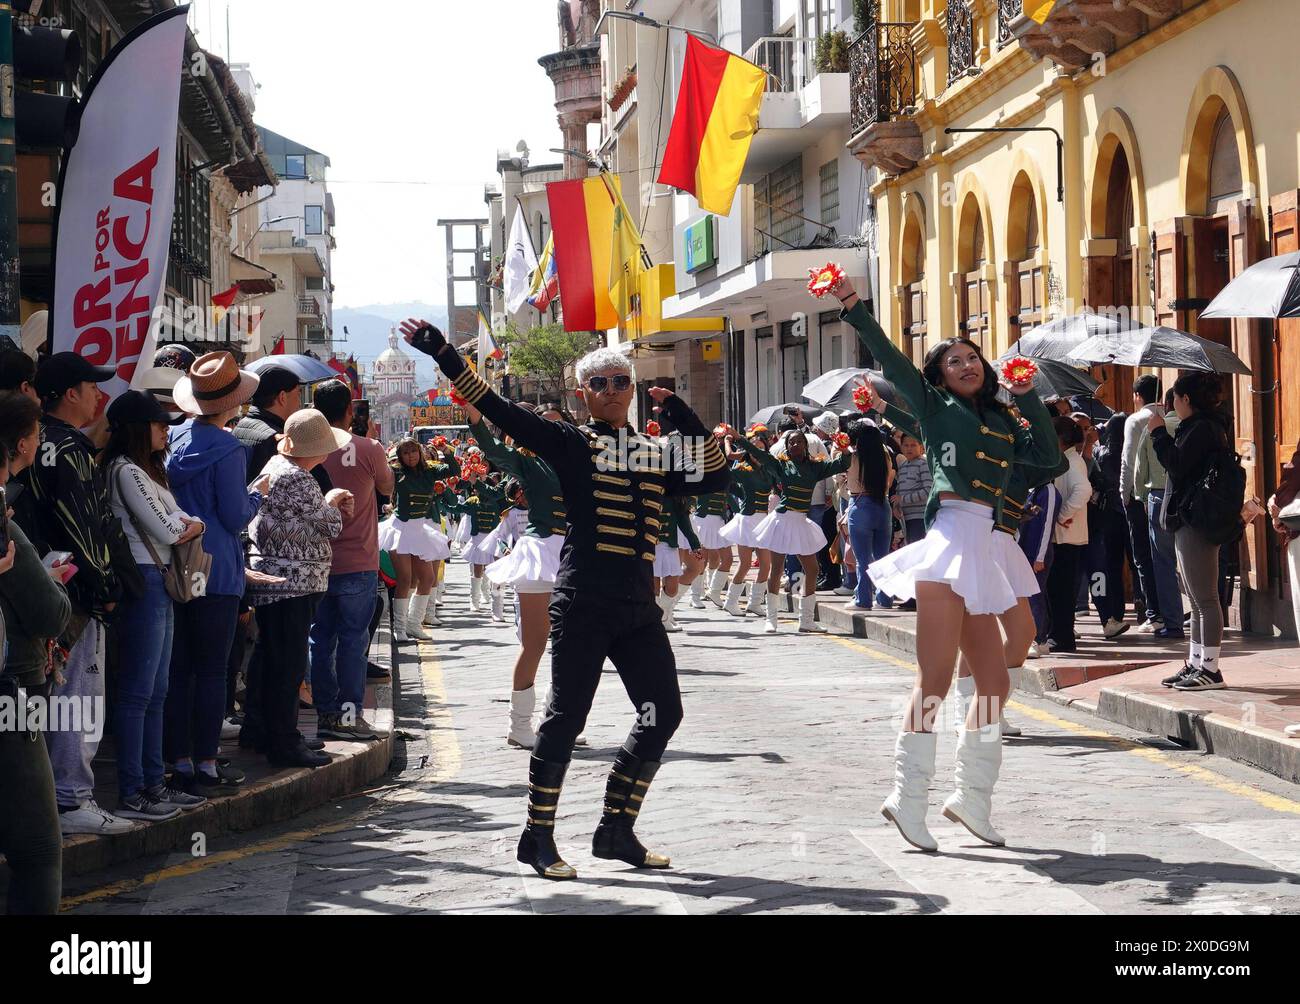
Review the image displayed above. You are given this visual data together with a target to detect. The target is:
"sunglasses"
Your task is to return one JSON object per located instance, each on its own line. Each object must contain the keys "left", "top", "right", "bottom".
{"left": 585, "top": 374, "right": 632, "bottom": 394}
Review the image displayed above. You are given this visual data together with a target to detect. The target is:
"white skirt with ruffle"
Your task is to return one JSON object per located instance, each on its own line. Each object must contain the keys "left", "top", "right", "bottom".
{"left": 464, "top": 531, "right": 500, "bottom": 566}
{"left": 692, "top": 514, "right": 729, "bottom": 550}
{"left": 378, "top": 517, "right": 451, "bottom": 562}
{"left": 990, "top": 526, "right": 1041, "bottom": 600}
{"left": 486, "top": 532, "right": 564, "bottom": 590}
{"left": 751, "top": 509, "right": 827, "bottom": 557}
{"left": 719, "top": 512, "right": 767, "bottom": 549}
{"left": 866, "top": 501, "right": 1021, "bottom": 616}
{"left": 652, "top": 541, "right": 683, "bottom": 579}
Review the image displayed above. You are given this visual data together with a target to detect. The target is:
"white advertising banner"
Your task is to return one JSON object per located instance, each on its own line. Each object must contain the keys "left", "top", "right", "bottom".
{"left": 50, "top": 5, "right": 190, "bottom": 404}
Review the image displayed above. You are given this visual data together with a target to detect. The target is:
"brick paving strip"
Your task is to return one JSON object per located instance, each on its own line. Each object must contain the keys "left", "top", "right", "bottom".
{"left": 58, "top": 563, "right": 1300, "bottom": 915}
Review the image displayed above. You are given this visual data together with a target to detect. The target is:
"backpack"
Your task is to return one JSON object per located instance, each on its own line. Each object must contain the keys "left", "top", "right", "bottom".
{"left": 1182, "top": 448, "right": 1246, "bottom": 546}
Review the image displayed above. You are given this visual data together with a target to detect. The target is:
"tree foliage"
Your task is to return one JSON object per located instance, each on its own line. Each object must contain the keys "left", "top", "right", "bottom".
{"left": 496, "top": 321, "right": 598, "bottom": 403}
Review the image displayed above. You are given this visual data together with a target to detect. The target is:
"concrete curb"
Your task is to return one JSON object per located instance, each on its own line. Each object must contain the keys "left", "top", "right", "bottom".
{"left": 1092, "top": 684, "right": 1300, "bottom": 786}
{"left": 57, "top": 631, "right": 399, "bottom": 879}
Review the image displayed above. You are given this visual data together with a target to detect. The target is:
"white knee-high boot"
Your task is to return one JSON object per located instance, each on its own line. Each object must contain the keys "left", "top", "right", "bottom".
{"left": 392, "top": 597, "right": 411, "bottom": 642}
{"left": 657, "top": 591, "right": 682, "bottom": 633}
{"left": 745, "top": 581, "right": 768, "bottom": 617}
{"left": 688, "top": 575, "right": 706, "bottom": 609}
{"left": 490, "top": 583, "right": 506, "bottom": 622}
{"left": 952, "top": 674, "right": 975, "bottom": 733}
{"left": 508, "top": 687, "right": 537, "bottom": 749}
{"left": 423, "top": 590, "right": 442, "bottom": 626}
{"left": 723, "top": 581, "right": 746, "bottom": 616}
{"left": 408, "top": 594, "right": 432, "bottom": 640}
{"left": 880, "top": 731, "right": 939, "bottom": 852}
{"left": 764, "top": 600, "right": 780, "bottom": 634}
{"left": 707, "top": 569, "right": 727, "bottom": 606}
{"left": 797, "top": 595, "right": 825, "bottom": 633}
{"left": 469, "top": 576, "right": 484, "bottom": 612}
{"left": 942, "top": 724, "right": 1006, "bottom": 846}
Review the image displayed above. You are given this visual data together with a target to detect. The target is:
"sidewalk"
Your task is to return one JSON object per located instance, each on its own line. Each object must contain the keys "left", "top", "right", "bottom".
{"left": 56, "top": 619, "right": 398, "bottom": 878}
{"left": 815, "top": 590, "right": 1300, "bottom": 785}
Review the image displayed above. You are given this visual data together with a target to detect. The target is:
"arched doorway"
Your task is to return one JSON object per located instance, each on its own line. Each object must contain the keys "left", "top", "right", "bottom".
{"left": 1006, "top": 171, "right": 1044, "bottom": 335}
{"left": 900, "top": 200, "right": 926, "bottom": 366}
{"left": 1091, "top": 145, "right": 1137, "bottom": 410}
{"left": 957, "top": 192, "right": 990, "bottom": 351}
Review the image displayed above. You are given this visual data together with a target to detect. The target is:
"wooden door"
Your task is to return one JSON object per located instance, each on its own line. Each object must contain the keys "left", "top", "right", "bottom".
{"left": 1082, "top": 253, "right": 1133, "bottom": 412}
{"left": 1273, "top": 193, "right": 1300, "bottom": 478}
{"left": 962, "top": 271, "right": 989, "bottom": 351}
{"left": 903, "top": 281, "right": 927, "bottom": 367}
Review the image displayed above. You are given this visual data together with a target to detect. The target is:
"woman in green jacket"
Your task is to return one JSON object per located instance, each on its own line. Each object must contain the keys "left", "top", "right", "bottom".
{"left": 831, "top": 275, "right": 1060, "bottom": 854}
{"left": 719, "top": 425, "right": 777, "bottom": 617}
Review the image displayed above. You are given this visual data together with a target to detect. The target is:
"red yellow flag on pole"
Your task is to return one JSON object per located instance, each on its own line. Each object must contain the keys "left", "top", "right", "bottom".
{"left": 657, "top": 35, "right": 767, "bottom": 216}
{"left": 546, "top": 176, "right": 622, "bottom": 332}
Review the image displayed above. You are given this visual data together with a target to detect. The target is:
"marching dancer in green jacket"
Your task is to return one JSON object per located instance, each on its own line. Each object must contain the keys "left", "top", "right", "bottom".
{"left": 719, "top": 424, "right": 777, "bottom": 617}
{"left": 828, "top": 273, "right": 1060, "bottom": 853}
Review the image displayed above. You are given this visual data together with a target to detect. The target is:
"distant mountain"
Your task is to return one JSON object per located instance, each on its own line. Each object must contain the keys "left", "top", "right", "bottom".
{"left": 334, "top": 302, "right": 448, "bottom": 388}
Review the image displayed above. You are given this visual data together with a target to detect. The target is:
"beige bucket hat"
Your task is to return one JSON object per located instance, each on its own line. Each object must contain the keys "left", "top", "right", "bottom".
{"left": 173, "top": 351, "right": 260, "bottom": 416}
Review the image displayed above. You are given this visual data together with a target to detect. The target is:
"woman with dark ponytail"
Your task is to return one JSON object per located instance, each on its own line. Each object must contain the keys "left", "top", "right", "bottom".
{"left": 829, "top": 276, "right": 1060, "bottom": 853}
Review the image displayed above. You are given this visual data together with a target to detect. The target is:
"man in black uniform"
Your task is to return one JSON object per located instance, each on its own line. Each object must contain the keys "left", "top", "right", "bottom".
{"left": 401, "top": 319, "right": 729, "bottom": 880}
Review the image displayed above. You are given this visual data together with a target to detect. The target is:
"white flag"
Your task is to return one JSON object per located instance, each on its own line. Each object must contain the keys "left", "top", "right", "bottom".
{"left": 503, "top": 208, "right": 539, "bottom": 314}
{"left": 50, "top": 6, "right": 189, "bottom": 405}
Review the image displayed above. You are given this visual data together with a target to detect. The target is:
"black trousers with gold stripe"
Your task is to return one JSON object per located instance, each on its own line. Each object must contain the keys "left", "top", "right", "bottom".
{"left": 536, "top": 588, "right": 684, "bottom": 764}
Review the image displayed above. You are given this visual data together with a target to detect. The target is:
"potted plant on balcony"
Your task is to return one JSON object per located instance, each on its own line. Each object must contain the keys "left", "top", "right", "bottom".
{"left": 816, "top": 30, "right": 851, "bottom": 74}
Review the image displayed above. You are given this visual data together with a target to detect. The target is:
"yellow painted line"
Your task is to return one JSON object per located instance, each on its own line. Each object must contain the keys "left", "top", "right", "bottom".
{"left": 67, "top": 637, "right": 463, "bottom": 907}
{"left": 828, "top": 633, "right": 1300, "bottom": 815}
{"left": 60, "top": 817, "right": 358, "bottom": 910}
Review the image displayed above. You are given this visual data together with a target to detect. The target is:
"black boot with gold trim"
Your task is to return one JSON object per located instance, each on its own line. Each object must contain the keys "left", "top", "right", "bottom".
{"left": 591, "top": 751, "right": 671, "bottom": 869}
{"left": 516, "top": 756, "right": 577, "bottom": 880}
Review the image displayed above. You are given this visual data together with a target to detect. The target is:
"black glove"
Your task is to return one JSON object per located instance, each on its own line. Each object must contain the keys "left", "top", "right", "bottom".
{"left": 408, "top": 323, "right": 447, "bottom": 358}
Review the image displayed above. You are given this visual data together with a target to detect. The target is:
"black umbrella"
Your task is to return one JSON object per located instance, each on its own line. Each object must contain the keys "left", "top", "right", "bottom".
{"left": 1068, "top": 326, "right": 1251, "bottom": 375}
{"left": 1011, "top": 312, "right": 1146, "bottom": 362}
{"left": 799, "top": 368, "right": 898, "bottom": 414}
{"left": 748, "top": 402, "right": 824, "bottom": 429}
{"left": 994, "top": 352, "right": 1100, "bottom": 400}
{"left": 1201, "top": 251, "right": 1300, "bottom": 319}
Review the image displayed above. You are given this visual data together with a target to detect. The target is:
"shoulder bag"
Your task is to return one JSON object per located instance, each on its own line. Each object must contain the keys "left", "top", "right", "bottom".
{"left": 115, "top": 466, "right": 213, "bottom": 604}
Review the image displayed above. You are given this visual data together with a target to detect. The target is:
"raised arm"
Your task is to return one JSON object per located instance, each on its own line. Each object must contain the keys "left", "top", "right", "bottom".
{"left": 833, "top": 281, "right": 932, "bottom": 418}
{"left": 1011, "top": 390, "right": 1062, "bottom": 470}
{"left": 811, "top": 450, "right": 853, "bottom": 480}
{"left": 728, "top": 430, "right": 783, "bottom": 479}
{"left": 655, "top": 390, "right": 729, "bottom": 497}
{"left": 467, "top": 417, "right": 523, "bottom": 478}
{"left": 881, "top": 401, "right": 921, "bottom": 441}
{"left": 402, "top": 320, "right": 574, "bottom": 463}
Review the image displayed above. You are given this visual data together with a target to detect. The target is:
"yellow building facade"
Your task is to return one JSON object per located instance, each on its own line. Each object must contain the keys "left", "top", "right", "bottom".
{"left": 850, "top": 0, "right": 1300, "bottom": 632}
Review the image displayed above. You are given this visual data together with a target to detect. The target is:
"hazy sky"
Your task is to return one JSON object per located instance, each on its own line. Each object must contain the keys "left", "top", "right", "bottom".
{"left": 187, "top": 0, "right": 564, "bottom": 309}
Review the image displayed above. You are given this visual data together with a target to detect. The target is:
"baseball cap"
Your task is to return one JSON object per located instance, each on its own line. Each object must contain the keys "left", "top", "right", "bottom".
{"left": 107, "top": 389, "right": 184, "bottom": 428}
{"left": 34, "top": 352, "right": 115, "bottom": 401}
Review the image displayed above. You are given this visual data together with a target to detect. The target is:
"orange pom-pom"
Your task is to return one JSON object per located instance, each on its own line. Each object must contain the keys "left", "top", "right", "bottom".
{"left": 646, "top": 420, "right": 661, "bottom": 437}
{"left": 807, "top": 262, "right": 846, "bottom": 299}
{"left": 852, "top": 380, "right": 875, "bottom": 413}
{"left": 1000, "top": 357, "right": 1039, "bottom": 387}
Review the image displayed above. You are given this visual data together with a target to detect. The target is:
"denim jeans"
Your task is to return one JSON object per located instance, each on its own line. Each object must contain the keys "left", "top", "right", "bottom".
{"left": 1146, "top": 491, "right": 1185, "bottom": 631}
{"left": 0, "top": 714, "right": 62, "bottom": 914}
{"left": 310, "top": 571, "right": 379, "bottom": 720}
{"left": 114, "top": 565, "right": 175, "bottom": 798}
{"left": 846, "top": 495, "right": 893, "bottom": 608}
{"left": 165, "top": 593, "right": 240, "bottom": 763}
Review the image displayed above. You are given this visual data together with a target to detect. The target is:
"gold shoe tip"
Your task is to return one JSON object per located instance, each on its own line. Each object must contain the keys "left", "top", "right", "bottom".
{"left": 543, "top": 862, "right": 578, "bottom": 880}
{"left": 642, "top": 852, "right": 671, "bottom": 869}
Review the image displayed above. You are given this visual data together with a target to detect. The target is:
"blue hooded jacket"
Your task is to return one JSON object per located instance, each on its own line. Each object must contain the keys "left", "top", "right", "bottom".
{"left": 168, "top": 420, "right": 263, "bottom": 597}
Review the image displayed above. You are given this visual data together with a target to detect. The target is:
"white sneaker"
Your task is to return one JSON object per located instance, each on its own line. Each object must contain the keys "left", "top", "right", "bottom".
{"left": 60, "top": 799, "right": 135, "bottom": 836}
{"left": 1136, "top": 619, "right": 1158, "bottom": 635}
{"left": 220, "top": 717, "right": 241, "bottom": 741}
{"left": 1027, "top": 641, "right": 1044, "bottom": 660}
{"left": 833, "top": 585, "right": 854, "bottom": 596}
{"left": 1285, "top": 724, "right": 1300, "bottom": 739}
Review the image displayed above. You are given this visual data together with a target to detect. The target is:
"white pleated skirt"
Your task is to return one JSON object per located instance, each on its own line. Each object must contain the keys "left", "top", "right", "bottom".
{"left": 991, "top": 528, "right": 1041, "bottom": 600}
{"left": 486, "top": 532, "right": 563, "bottom": 592}
{"left": 451, "top": 515, "right": 474, "bottom": 545}
{"left": 866, "top": 501, "right": 1020, "bottom": 616}
{"left": 378, "top": 517, "right": 451, "bottom": 562}
{"left": 464, "top": 531, "right": 499, "bottom": 566}
{"left": 653, "top": 541, "right": 683, "bottom": 578}
{"left": 719, "top": 512, "right": 767, "bottom": 549}
{"left": 692, "top": 514, "right": 729, "bottom": 550}
{"left": 752, "top": 509, "right": 827, "bottom": 557}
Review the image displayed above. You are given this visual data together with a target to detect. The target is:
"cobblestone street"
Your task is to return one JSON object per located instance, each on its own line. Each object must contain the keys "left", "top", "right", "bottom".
{"left": 64, "top": 567, "right": 1300, "bottom": 916}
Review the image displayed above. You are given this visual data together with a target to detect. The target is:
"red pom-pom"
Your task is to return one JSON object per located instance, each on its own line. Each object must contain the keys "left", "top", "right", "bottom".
{"left": 1000, "top": 356, "right": 1039, "bottom": 387}
{"left": 852, "top": 380, "right": 875, "bottom": 413}
{"left": 832, "top": 431, "right": 850, "bottom": 450}
{"left": 646, "top": 420, "right": 661, "bottom": 437}
{"left": 434, "top": 481, "right": 446, "bottom": 495}
{"left": 450, "top": 390, "right": 467, "bottom": 408}
{"left": 432, "top": 435, "right": 448, "bottom": 449}
{"left": 713, "top": 424, "right": 729, "bottom": 438}
{"left": 807, "top": 262, "right": 846, "bottom": 299}
{"left": 448, "top": 476, "right": 460, "bottom": 489}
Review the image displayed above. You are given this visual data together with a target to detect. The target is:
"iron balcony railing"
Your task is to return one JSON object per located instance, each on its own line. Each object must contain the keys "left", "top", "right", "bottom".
{"left": 997, "top": 0, "right": 1021, "bottom": 47}
{"left": 946, "top": 0, "right": 975, "bottom": 85}
{"left": 743, "top": 35, "right": 820, "bottom": 93}
{"left": 849, "top": 21, "right": 919, "bottom": 135}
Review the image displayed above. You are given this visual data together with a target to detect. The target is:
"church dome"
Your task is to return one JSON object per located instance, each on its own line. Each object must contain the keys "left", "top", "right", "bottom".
{"left": 376, "top": 330, "right": 415, "bottom": 370}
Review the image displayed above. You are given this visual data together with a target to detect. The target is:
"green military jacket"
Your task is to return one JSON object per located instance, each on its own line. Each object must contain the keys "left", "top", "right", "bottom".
{"left": 729, "top": 457, "right": 776, "bottom": 516}
{"left": 733, "top": 435, "right": 851, "bottom": 514}
{"left": 842, "top": 300, "right": 1060, "bottom": 526}
{"left": 693, "top": 491, "right": 731, "bottom": 520}
{"left": 469, "top": 419, "right": 566, "bottom": 539}
{"left": 658, "top": 495, "right": 701, "bottom": 550}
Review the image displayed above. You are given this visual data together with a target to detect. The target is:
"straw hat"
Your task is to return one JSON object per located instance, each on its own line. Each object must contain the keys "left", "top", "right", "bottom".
{"left": 277, "top": 408, "right": 350, "bottom": 459}
{"left": 173, "top": 351, "right": 260, "bottom": 416}
{"left": 20, "top": 311, "right": 48, "bottom": 359}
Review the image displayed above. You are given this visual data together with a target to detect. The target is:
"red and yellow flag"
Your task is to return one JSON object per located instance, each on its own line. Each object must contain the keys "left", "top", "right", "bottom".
{"left": 657, "top": 35, "right": 767, "bottom": 216}
{"left": 546, "top": 176, "right": 621, "bottom": 332}
{"left": 1027, "top": 1, "right": 1057, "bottom": 24}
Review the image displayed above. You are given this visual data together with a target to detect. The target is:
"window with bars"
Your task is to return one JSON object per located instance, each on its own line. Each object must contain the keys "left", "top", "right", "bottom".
{"left": 168, "top": 145, "right": 213, "bottom": 304}
{"left": 758, "top": 158, "right": 804, "bottom": 252}
{"left": 819, "top": 160, "right": 840, "bottom": 230}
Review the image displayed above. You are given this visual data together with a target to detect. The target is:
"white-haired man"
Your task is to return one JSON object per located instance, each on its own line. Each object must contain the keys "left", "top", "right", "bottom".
{"left": 401, "top": 320, "right": 729, "bottom": 881}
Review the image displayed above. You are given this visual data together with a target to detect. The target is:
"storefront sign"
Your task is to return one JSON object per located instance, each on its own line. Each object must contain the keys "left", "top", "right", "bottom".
{"left": 684, "top": 216, "right": 716, "bottom": 274}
